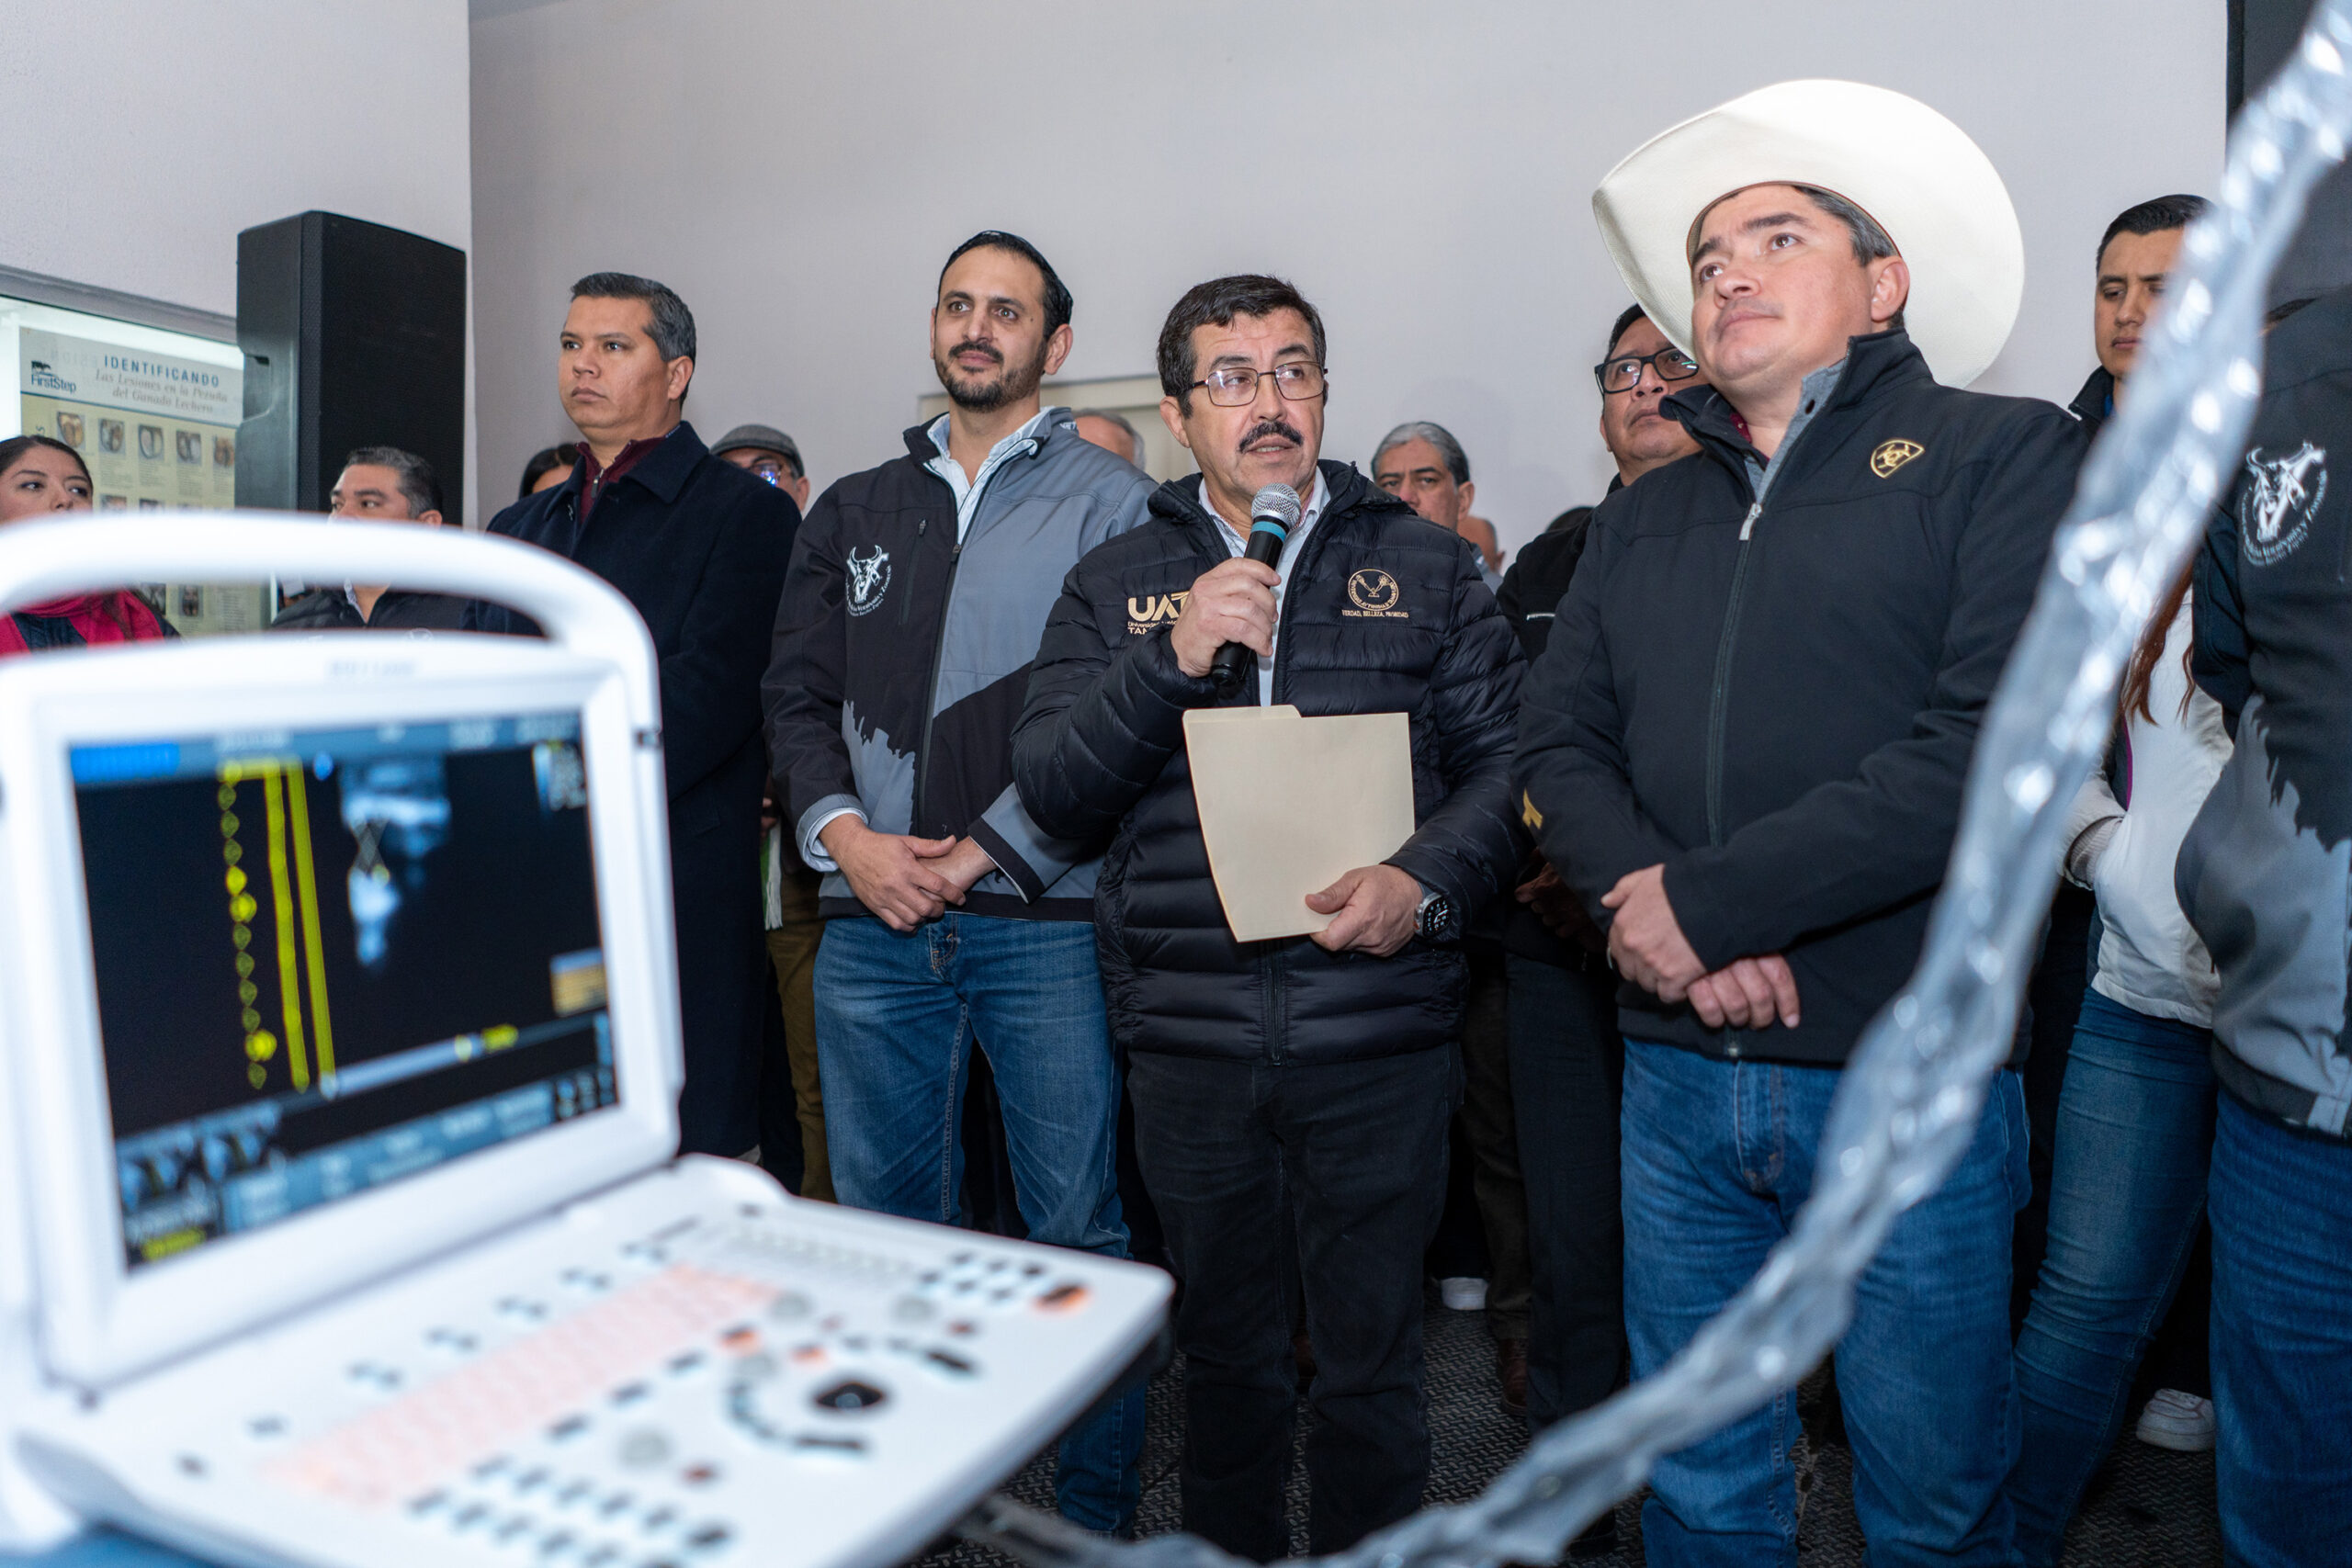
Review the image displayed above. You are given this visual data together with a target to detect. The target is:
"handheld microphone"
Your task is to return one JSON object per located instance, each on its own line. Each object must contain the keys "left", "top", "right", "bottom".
{"left": 1210, "top": 482, "right": 1304, "bottom": 699}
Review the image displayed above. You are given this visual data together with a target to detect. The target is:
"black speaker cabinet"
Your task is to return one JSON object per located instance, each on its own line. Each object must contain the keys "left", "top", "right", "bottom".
{"left": 236, "top": 212, "right": 466, "bottom": 520}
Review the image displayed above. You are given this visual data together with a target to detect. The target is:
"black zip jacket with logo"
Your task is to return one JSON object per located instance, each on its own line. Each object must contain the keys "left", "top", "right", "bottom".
{"left": 1515, "top": 330, "right": 2086, "bottom": 1065}
{"left": 1012, "top": 460, "right": 1524, "bottom": 1065}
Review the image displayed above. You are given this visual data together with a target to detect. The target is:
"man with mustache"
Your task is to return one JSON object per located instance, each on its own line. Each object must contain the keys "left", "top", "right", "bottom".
{"left": 1013, "top": 274, "right": 1523, "bottom": 1558}
{"left": 1515, "top": 84, "right": 2086, "bottom": 1563}
{"left": 763, "top": 231, "right": 1154, "bottom": 1532}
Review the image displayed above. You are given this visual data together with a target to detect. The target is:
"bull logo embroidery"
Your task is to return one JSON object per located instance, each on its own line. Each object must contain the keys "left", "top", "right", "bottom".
{"left": 844, "top": 546, "right": 891, "bottom": 616}
{"left": 2242, "top": 443, "right": 2328, "bottom": 567}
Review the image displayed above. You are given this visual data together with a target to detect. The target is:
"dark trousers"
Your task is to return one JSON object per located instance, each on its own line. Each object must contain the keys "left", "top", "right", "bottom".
{"left": 1460, "top": 943, "right": 1532, "bottom": 1339}
{"left": 1127, "top": 1047, "right": 1457, "bottom": 1561}
{"left": 1505, "top": 953, "right": 1627, "bottom": 1428}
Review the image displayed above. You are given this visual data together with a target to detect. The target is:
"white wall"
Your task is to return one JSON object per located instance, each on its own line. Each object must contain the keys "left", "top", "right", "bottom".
{"left": 470, "top": 0, "right": 2224, "bottom": 556}
{"left": 0, "top": 1, "right": 478, "bottom": 520}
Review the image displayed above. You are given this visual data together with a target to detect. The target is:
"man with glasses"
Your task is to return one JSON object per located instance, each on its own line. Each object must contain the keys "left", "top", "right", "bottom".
{"left": 1012, "top": 274, "right": 1523, "bottom": 1558}
{"left": 764, "top": 231, "right": 1155, "bottom": 1533}
{"left": 1473, "top": 302, "right": 1703, "bottom": 1560}
{"left": 713, "top": 423, "right": 813, "bottom": 512}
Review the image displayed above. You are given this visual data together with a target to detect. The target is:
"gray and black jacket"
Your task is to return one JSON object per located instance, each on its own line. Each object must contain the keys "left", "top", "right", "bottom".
{"left": 764, "top": 409, "right": 1155, "bottom": 921}
{"left": 2181, "top": 282, "right": 2352, "bottom": 1139}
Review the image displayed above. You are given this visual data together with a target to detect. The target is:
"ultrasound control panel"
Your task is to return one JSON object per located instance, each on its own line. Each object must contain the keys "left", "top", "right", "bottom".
{"left": 17, "top": 1159, "right": 1170, "bottom": 1568}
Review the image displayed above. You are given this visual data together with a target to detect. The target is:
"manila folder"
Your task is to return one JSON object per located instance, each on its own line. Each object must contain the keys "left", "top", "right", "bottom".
{"left": 1182, "top": 705, "right": 1416, "bottom": 943}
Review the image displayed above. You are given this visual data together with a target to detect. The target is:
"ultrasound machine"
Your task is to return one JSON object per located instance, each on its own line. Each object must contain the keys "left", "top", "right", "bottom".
{"left": 0, "top": 515, "right": 1169, "bottom": 1568}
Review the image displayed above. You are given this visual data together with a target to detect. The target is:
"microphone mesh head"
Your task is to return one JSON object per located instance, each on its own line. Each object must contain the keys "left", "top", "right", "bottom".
{"left": 1250, "top": 483, "right": 1303, "bottom": 529}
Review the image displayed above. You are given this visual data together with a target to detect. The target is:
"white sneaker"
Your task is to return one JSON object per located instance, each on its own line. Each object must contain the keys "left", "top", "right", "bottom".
{"left": 2135, "top": 1388, "right": 2217, "bottom": 1451}
{"left": 1438, "top": 1276, "right": 1487, "bottom": 1312}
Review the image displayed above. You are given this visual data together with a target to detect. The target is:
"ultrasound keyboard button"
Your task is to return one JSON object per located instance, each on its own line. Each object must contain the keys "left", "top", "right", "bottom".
{"left": 809, "top": 1379, "right": 888, "bottom": 1413}
{"left": 548, "top": 1415, "right": 591, "bottom": 1443}
{"left": 890, "top": 1294, "right": 933, "bottom": 1324}
{"left": 641, "top": 1505, "right": 680, "bottom": 1534}
{"left": 923, "top": 1348, "right": 978, "bottom": 1378}
{"left": 499, "top": 1296, "right": 550, "bottom": 1325}
{"left": 609, "top": 1381, "right": 652, "bottom": 1407}
{"left": 684, "top": 1523, "right": 733, "bottom": 1552}
{"left": 767, "top": 1291, "right": 813, "bottom": 1321}
{"left": 345, "top": 1361, "right": 402, "bottom": 1393}
{"left": 616, "top": 1429, "right": 672, "bottom": 1469}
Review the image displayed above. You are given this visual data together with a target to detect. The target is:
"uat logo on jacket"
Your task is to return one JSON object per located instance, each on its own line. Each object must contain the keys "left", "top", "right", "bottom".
{"left": 844, "top": 546, "right": 891, "bottom": 615}
{"left": 1125, "top": 591, "right": 1188, "bottom": 636}
{"left": 2242, "top": 442, "right": 2328, "bottom": 566}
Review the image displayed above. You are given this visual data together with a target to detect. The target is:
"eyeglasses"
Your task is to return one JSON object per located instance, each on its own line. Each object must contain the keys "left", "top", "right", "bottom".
{"left": 744, "top": 458, "right": 799, "bottom": 485}
{"left": 1592, "top": 347, "right": 1701, "bottom": 395}
{"left": 1189, "top": 362, "right": 1328, "bottom": 407}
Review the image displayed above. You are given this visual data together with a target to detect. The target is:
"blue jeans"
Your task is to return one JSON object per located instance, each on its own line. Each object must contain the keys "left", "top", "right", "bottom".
{"left": 1622, "top": 1041, "right": 2029, "bottom": 1568}
{"left": 814, "top": 912, "right": 1142, "bottom": 1532}
{"left": 2007, "top": 987, "right": 2214, "bottom": 1565}
{"left": 2210, "top": 1090, "right": 2352, "bottom": 1567}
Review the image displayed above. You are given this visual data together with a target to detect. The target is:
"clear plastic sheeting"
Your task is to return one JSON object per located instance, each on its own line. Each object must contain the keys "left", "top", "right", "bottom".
{"left": 956, "top": 9, "right": 2352, "bottom": 1568}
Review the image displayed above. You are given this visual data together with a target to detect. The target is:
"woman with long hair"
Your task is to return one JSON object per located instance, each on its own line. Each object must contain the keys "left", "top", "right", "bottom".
{"left": 0, "top": 434, "right": 171, "bottom": 655}
{"left": 2007, "top": 557, "right": 2230, "bottom": 1564}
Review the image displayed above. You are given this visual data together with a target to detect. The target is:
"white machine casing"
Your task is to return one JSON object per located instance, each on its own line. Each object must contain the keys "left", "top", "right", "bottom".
{"left": 0, "top": 516, "right": 1169, "bottom": 1568}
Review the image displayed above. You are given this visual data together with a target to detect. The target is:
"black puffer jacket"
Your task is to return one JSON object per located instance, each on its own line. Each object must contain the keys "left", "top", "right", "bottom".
{"left": 1012, "top": 460, "right": 1524, "bottom": 1065}
{"left": 1516, "top": 330, "right": 2085, "bottom": 1065}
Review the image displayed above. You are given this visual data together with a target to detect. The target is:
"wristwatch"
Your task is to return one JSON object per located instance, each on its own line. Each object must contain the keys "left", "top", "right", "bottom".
{"left": 1413, "top": 883, "right": 1458, "bottom": 942}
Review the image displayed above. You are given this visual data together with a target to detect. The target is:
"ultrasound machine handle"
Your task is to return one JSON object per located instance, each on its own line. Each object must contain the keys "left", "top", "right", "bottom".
{"left": 0, "top": 513, "right": 662, "bottom": 728}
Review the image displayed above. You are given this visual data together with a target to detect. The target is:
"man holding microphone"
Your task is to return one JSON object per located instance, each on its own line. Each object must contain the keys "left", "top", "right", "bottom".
{"left": 1014, "top": 273, "right": 1522, "bottom": 1558}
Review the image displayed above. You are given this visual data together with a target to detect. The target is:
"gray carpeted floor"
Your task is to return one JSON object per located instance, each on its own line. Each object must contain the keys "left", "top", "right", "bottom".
{"left": 925, "top": 1284, "right": 2222, "bottom": 1567}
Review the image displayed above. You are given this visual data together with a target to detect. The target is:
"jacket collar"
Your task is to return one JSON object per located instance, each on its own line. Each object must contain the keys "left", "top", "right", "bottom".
{"left": 1147, "top": 457, "right": 1389, "bottom": 532}
{"left": 563, "top": 420, "right": 708, "bottom": 508}
{"left": 1667, "top": 327, "right": 1935, "bottom": 477}
{"left": 901, "top": 406, "right": 1069, "bottom": 468}
{"left": 2069, "top": 365, "right": 2116, "bottom": 434}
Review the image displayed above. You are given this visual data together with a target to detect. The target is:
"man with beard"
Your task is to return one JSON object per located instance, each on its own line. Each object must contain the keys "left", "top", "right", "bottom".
{"left": 763, "top": 231, "right": 1155, "bottom": 1532}
{"left": 1012, "top": 274, "right": 1523, "bottom": 1557}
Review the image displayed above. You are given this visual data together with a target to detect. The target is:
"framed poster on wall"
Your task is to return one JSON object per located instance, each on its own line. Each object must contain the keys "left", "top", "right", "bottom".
{"left": 0, "top": 272, "right": 268, "bottom": 637}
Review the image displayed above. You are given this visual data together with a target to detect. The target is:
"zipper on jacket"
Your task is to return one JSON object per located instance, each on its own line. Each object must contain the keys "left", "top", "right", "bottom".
{"left": 911, "top": 441, "right": 1044, "bottom": 830}
{"left": 911, "top": 530, "right": 965, "bottom": 837}
{"left": 1704, "top": 499, "right": 1765, "bottom": 848}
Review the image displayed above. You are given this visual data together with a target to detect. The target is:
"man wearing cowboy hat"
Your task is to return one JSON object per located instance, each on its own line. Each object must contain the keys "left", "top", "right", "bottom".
{"left": 1516, "top": 81, "right": 2086, "bottom": 1563}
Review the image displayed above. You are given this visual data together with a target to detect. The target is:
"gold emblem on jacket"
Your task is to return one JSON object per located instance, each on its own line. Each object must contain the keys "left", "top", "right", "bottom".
{"left": 1871, "top": 438, "right": 1925, "bottom": 478}
{"left": 1126, "top": 591, "right": 1188, "bottom": 636}
{"left": 1344, "top": 569, "right": 1407, "bottom": 618}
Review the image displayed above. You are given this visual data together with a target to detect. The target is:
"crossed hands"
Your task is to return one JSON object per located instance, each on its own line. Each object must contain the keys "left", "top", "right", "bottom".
{"left": 1600, "top": 863, "right": 1801, "bottom": 1031}
{"left": 820, "top": 817, "right": 999, "bottom": 932}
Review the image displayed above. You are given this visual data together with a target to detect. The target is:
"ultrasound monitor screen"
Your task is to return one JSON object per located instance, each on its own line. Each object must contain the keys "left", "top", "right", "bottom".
{"left": 71, "top": 712, "right": 615, "bottom": 1269}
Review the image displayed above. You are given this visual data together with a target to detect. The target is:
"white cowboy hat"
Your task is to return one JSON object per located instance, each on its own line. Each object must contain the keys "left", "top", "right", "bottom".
{"left": 1592, "top": 79, "right": 2024, "bottom": 388}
